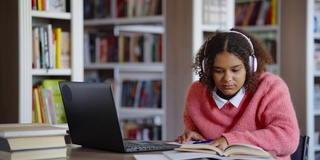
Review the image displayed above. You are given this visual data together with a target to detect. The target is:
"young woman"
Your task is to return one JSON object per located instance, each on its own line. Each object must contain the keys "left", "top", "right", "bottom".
{"left": 175, "top": 28, "right": 299, "bottom": 160}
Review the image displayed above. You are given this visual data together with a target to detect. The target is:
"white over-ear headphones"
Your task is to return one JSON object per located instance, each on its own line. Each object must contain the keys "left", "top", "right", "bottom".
{"left": 202, "top": 30, "right": 257, "bottom": 73}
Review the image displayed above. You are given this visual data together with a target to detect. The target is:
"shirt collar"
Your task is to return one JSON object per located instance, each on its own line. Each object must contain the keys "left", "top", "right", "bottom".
{"left": 212, "top": 87, "right": 245, "bottom": 109}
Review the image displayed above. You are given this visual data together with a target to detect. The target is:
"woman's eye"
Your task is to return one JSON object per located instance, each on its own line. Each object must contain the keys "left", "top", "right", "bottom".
{"left": 214, "top": 69, "right": 223, "bottom": 73}
{"left": 232, "top": 69, "right": 240, "bottom": 72}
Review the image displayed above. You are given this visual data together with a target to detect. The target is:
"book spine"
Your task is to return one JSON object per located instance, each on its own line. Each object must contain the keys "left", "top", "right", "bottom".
{"left": 37, "top": 0, "right": 42, "bottom": 11}
{"left": 271, "top": 0, "right": 277, "bottom": 25}
{"left": 33, "top": 88, "right": 42, "bottom": 123}
{"left": 53, "top": 28, "right": 62, "bottom": 68}
{"left": 37, "top": 86, "right": 47, "bottom": 123}
{"left": 32, "top": 0, "right": 38, "bottom": 10}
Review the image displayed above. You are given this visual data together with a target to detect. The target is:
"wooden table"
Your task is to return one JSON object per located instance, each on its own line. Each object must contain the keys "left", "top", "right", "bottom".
{"left": 53, "top": 145, "right": 164, "bottom": 160}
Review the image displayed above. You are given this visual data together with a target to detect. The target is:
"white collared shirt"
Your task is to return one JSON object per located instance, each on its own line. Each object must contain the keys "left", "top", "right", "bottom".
{"left": 212, "top": 87, "right": 245, "bottom": 109}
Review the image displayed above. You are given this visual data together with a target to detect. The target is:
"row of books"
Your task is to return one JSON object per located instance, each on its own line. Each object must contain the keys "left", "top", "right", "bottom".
{"left": 235, "top": 0, "right": 277, "bottom": 26}
{"left": 32, "top": 0, "right": 67, "bottom": 12}
{"left": 315, "top": 2, "right": 320, "bottom": 34}
{"left": 121, "top": 117, "right": 162, "bottom": 140}
{"left": 315, "top": 131, "right": 320, "bottom": 145}
{"left": 0, "top": 123, "right": 68, "bottom": 160}
{"left": 314, "top": 42, "right": 320, "bottom": 72}
{"left": 118, "top": 33, "right": 162, "bottom": 63}
{"left": 84, "top": 70, "right": 115, "bottom": 84}
{"left": 315, "top": 84, "right": 320, "bottom": 109}
{"left": 202, "top": 0, "right": 228, "bottom": 27}
{"left": 84, "top": 31, "right": 162, "bottom": 64}
{"left": 264, "top": 39, "right": 277, "bottom": 63}
{"left": 32, "top": 79, "right": 67, "bottom": 125}
{"left": 252, "top": 32, "right": 277, "bottom": 64}
{"left": 32, "top": 25, "right": 70, "bottom": 69}
{"left": 84, "top": 0, "right": 162, "bottom": 19}
{"left": 121, "top": 79, "right": 161, "bottom": 108}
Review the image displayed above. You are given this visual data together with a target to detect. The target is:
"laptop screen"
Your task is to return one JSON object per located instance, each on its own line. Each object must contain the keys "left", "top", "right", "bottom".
{"left": 59, "top": 82, "right": 126, "bottom": 152}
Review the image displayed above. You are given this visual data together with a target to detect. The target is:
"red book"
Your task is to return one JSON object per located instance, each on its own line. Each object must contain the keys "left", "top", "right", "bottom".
{"left": 32, "top": 0, "right": 37, "bottom": 10}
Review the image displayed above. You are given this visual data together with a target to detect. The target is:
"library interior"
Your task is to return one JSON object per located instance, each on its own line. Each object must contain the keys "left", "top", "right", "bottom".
{"left": 0, "top": 0, "right": 319, "bottom": 159}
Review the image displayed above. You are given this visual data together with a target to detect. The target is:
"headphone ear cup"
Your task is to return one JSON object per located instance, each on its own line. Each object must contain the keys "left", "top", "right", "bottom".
{"left": 249, "top": 55, "right": 258, "bottom": 73}
{"left": 202, "top": 58, "right": 207, "bottom": 73}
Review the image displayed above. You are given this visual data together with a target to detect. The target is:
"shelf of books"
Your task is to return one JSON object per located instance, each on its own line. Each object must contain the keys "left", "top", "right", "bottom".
{"left": 30, "top": 0, "right": 83, "bottom": 126}
{"left": 314, "top": 1, "right": 320, "bottom": 157}
{"left": 83, "top": 0, "right": 165, "bottom": 140}
{"left": 192, "top": 0, "right": 234, "bottom": 81}
{"left": 234, "top": 0, "right": 280, "bottom": 75}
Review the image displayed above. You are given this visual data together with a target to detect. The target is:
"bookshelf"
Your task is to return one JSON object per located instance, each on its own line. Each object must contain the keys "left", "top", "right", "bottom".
{"left": 234, "top": 0, "right": 280, "bottom": 75}
{"left": 82, "top": 0, "right": 216, "bottom": 141}
{"left": 314, "top": 1, "right": 320, "bottom": 159}
{"left": 0, "top": 0, "right": 83, "bottom": 124}
{"left": 192, "top": 0, "right": 235, "bottom": 81}
{"left": 83, "top": 0, "right": 168, "bottom": 140}
{"left": 280, "top": 0, "right": 318, "bottom": 159}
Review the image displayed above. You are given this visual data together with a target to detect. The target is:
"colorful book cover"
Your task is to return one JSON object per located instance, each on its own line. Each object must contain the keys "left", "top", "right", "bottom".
{"left": 42, "top": 79, "right": 66, "bottom": 124}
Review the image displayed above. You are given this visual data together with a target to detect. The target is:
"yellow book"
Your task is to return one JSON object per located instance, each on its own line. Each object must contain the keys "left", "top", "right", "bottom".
{"left": 271, "top": 0, "right": 277, "bottom": 25}
{"left": 118, "top": 35, "right": 125, "bottom": 62}
{"left": 37, "top": 0, "right": 42, "bottom": 11}
{"left": 33, "top": 88, "right": 42, "bottom": 123}
{"left": 53, "top": 28, "right": 62, "bottom": 68}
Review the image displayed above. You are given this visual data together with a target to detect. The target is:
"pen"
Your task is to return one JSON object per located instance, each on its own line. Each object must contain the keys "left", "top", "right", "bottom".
{"left": 193, "top": 139, "right": 214, "bottom": 144}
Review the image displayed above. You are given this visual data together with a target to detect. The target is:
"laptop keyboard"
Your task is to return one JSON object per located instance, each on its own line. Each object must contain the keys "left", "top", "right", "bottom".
{"left": 124, "top": 141, "right": 178, "bottom": 152}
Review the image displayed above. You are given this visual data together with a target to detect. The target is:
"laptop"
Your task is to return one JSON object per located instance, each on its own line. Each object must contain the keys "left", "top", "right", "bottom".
{"left": 59, "top": 81, "right": 179, "bottom": 153}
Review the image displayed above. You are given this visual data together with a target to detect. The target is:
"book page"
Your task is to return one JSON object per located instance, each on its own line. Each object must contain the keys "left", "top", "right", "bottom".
{"left": 167, "top": 150, "right": 275, "bottom": 160}
{"left": 224, "top": 144, "right": 272, "bottom": 158}
{"left": 163, "top": 150, "right": 224, "bottom": 160}
{"left": 175, "top": 143, "right": 274, "bottom": 159}
{"left": 175, "top": 144, "right": 223, "bottom": 155}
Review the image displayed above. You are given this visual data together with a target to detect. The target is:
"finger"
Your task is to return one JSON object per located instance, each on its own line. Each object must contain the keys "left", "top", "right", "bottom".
{"left": 196, "top": 135, "right": 206, "bottom": 141}
{"left": 180, "top": 134, "right": 188, "bottom": 143}
{"left": 175, "top": 136, "right": 181, "bottom": 143}
{"left": 176, "top": 135, "right": 185, "bottom": 143}
{"left": 192, "top": 133, "right": 205, "bottom": 141}
{"left": 209, "top": 140, "right": 219, "bottom": 147}
{"left": 185, "top": 132, "right": 201, "bottom": 141}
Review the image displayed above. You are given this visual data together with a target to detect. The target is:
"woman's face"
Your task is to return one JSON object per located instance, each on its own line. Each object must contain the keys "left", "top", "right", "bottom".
{"left": 211, "top": 51, "right": 246, "bottom": 99}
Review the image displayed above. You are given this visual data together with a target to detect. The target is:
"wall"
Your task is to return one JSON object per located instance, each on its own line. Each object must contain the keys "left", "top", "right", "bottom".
{"left": 280, "top": 0, "right": 307, "bottom": 135}
{"left": 0, "top": 0, "right": 19, "bottom": 123}
{"left": 165, "top": 0, "right": 194, "bottom": 140}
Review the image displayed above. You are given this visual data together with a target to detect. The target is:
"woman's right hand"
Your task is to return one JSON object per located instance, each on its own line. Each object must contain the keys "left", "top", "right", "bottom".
{"left": 175, "top": 131, "right": 206, "bottom": 144}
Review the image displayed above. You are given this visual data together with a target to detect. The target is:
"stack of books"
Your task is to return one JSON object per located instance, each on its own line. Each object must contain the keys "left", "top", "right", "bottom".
{"left": 0, "top": 123, "right": 68, "bottom": 160}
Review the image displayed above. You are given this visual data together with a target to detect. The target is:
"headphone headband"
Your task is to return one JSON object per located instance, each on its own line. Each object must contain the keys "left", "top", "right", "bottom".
{"left": 204, "top": 30, "right": 255, "bottom": 56}
{"left": 202, "top": 30, "right": 257, "bottom": 73}
{"left": 228, "top": 30, "right": 254, "bottom": 56}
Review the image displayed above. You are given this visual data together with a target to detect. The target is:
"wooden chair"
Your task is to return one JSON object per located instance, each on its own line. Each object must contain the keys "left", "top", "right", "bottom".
{"left": 291, "top": 135, "right": 310, "bottom": 160}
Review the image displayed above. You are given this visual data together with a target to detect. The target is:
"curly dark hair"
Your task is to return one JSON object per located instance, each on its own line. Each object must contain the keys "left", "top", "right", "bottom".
{"left": 192, "top": 28, "right": 273, "bottom": 93}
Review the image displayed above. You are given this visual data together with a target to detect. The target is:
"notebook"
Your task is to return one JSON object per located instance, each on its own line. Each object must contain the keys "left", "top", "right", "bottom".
{"left": 59, "top": 82, "right": 179, "bottom": 153}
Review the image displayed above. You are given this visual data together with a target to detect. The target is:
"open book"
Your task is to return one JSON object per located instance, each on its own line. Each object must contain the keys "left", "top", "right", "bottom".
{"left": 174, "top": 143, "right": 274, "bottom": 159}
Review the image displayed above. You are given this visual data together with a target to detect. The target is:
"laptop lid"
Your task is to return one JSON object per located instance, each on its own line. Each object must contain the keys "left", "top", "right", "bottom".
{"left": 59, "top": 82, "right": 126, "bottom": 152}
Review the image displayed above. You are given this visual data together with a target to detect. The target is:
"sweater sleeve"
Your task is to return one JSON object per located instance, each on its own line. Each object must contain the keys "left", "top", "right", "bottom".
{"left": 222, "top": 73, "right": 300, "bottom": 157}
{"left": 183, "top": 81, "right": 202, "bottom": 133}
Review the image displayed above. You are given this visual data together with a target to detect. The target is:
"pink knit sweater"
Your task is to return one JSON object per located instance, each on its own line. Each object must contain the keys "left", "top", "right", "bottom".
{"left": 184, "top": 72, "right": 299, "bottom": 160}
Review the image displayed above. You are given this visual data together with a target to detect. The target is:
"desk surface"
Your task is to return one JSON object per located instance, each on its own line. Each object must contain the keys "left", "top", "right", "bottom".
{"left": 56, "top": 145, "right": 164, "bottom": 160}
